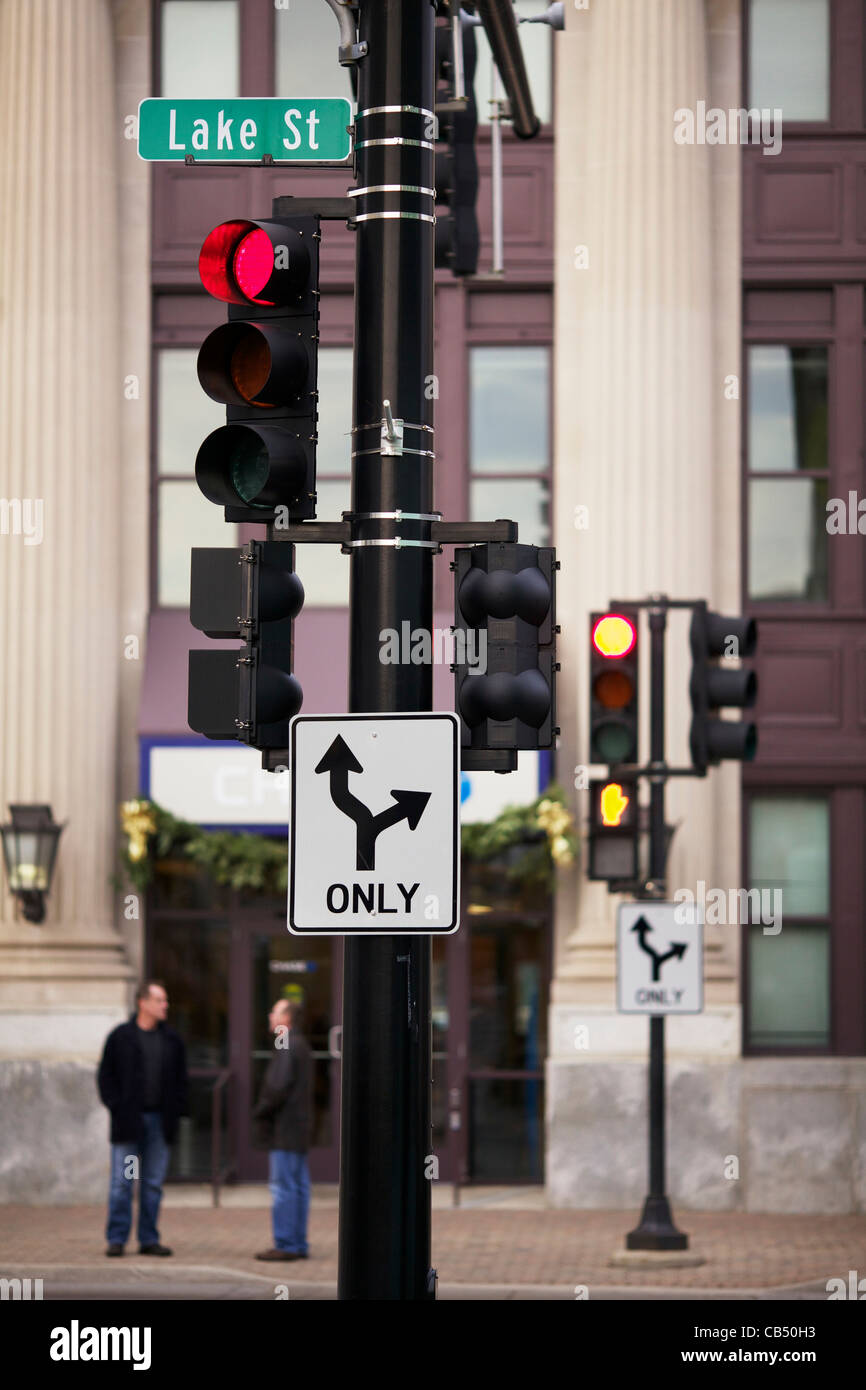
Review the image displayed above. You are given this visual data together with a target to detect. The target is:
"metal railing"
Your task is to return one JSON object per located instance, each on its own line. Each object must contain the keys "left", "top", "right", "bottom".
{"left": 210, "top": 1068, "right": 234, "bottom": 1207}
{"left": 186, "top": 1067, "right": 235, "bottom": 1206}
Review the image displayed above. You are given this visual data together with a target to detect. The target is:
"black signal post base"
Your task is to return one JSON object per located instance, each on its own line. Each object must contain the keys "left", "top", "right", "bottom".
{"left": 626, "top": 1195, "right": 688, "bottom": 1251}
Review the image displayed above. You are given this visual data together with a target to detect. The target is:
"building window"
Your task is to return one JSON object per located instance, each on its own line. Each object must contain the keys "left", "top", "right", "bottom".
{"left": 275, "top": 0, "right": 353, "bottom": 103}
{"left": 155, "top": 345, "right": 352, "bottom": 609}
{"left": 156, "top": 348, "right": 236, "bottom": 608}
{"left": 302, "top": 346, "right": 352, "bottom": 607}
{"left": 748, "top": 0, "right": 830, "bottom": 121}
{"left": 746, "top": 344, "right": 829, "bottom": 602}
{"left": 161, "top": 0, "right": 240, "bottom": 99}
{"left": 473, "top": 0, "right": 552, "bottom": 127}
{"left": 469, "top": 345, "right": 551, "bottom": 546}
{"left": 747, "top": 795, "right": 831, "bottom": 1050}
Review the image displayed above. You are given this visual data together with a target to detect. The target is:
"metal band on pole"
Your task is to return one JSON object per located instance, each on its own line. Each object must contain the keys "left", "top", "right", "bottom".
{"left": 353, "top": 211, "right": 436, "bottom": 224}
{"left": 356, "top": 104, "right": 436, "bottom": 119}
{"left": 342, "top": 538, "right": 440, "bottom": 550}
{"left": 355, "top": 137, "right": 435, "bottom": 150}
{"left": 348, "top": 184, "right": 437, "bottom": 197}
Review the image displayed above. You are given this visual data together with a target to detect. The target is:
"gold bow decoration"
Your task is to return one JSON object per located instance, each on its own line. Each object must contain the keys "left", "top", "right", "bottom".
{"left": 120, "top": 799, "right": 157, "bottom": 863}
{"left": 535, "top": 797, "right": 577, "bottom": 867}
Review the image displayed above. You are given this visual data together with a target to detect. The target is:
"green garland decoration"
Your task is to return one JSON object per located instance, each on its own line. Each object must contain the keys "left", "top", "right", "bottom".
{"left": 120, "top": 799, "right": 288, "bottom": 896}
{"left": 461, "top": 783, "right": 577, "bottom": 892}
{"left": 119, "top": 783, "right": 577, "bottom": 898}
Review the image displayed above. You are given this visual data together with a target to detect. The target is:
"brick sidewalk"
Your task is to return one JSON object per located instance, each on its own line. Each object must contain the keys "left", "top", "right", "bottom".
{"left": 2, "top": 1194, "right": 865, "bottom": 1295}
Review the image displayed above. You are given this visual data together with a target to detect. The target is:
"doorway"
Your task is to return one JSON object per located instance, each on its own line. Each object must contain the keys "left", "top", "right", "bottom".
{"left": 151, "top": 866, "right": 550, "bottom": 1186}
{"left": 230, "top": 911, "right": 343, "bottom": 1182}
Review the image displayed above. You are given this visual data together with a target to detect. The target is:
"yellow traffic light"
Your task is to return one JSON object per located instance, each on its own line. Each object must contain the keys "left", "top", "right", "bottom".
{"left": 592, "top": 613, "right": 636, "bottom": 658}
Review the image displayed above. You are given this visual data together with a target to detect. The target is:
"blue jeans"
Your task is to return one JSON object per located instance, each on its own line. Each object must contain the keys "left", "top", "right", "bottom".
{"left": 269, "top": 1150, "right": 310, "bottom": 1255}
{"left": 106, "top": 1112, "right": 171, "bottom": 1247}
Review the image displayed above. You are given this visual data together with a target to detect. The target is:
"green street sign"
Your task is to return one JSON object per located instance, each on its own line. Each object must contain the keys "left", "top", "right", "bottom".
{"left": 137, "top": 98, "right": 353, "bottom": 163}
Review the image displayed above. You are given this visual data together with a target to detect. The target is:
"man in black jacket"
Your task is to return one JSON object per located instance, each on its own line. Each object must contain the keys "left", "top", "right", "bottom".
{"left": 253, "top": 997, "right": 313, "bottom": 1261}
{"left": 97, "top": 980, "right": 189, "bottom": 1257}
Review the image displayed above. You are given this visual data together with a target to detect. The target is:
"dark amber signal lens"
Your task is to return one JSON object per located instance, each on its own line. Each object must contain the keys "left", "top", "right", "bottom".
{"left": 230, "top": 333, "right": 272, "bottom": 404}
{"left": 593, "top": 670, "right": 634, "bottom": 709}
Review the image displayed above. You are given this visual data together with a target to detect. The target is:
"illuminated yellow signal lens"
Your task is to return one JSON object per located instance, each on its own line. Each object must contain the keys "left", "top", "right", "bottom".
{"left": 600, "top": 782, "right": 629, "bottom": 827}
{"left": 592, "top": 614, "right": 636, "bottom": 658}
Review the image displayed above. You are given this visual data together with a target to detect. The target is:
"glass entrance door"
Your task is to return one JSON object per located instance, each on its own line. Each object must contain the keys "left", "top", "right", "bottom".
{"left": 466, "top": 914, "right": 547, "bottom": 1181}
{"left": 233, "top": 923, "right": 342, "bottom": 1181}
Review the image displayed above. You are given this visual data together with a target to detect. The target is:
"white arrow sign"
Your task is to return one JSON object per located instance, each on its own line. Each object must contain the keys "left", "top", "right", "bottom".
{"left": 617, "top": 902, "right": 703, "bottom": 1014}
{"left": 288, "top": 713, "right": 460, "bottom": 935}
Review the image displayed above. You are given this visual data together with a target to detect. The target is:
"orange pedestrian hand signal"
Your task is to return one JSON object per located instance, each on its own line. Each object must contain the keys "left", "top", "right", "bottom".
{"left": 601, "top": 782, "right": 629, "bottom": 827}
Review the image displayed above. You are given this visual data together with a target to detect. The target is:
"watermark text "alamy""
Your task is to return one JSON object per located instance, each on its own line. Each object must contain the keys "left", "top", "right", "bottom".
{"left": 0, "top": 498, "right": 43, "bottom": 546}
{"left": 674, "top": 102, "right": 782, "bottom": 157}
{"left": 379, "top": 623, "right": 487, "bottom": 673}
{"left": 674, "top": 881, "right": 782, "bottom": 935}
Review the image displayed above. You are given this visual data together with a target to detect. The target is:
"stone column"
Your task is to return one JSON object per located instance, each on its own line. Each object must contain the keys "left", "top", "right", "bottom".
{"left": 0, "top": 0, "right": 132, "bottom": 1194}
{"left": 549, "top": 0, "right": 743, "bottom": 1207}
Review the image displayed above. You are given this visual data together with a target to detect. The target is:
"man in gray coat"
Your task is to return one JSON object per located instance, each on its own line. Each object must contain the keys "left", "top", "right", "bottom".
{"left": 253, "top": 997, "right": 313, "bottom": 1261}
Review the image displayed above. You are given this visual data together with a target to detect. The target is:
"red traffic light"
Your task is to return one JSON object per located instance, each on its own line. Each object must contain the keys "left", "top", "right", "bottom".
{"left": 233, "top": 228, "right": 275, "bottom": 300}
{"left": 198, "top": 219, "right": 311, "bottom": 307}
{"left": 592, "top": 613, "right": 636, "bottom": 658}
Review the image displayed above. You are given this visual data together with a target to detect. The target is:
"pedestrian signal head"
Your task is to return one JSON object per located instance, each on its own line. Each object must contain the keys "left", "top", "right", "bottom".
{"left": 600, "top": 782, "right": 629, "bottom": 827}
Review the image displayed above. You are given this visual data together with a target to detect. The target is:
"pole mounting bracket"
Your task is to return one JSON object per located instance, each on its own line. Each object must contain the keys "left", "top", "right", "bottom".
{"left": 381, "top": 400, "right": 404, "bottom": 455}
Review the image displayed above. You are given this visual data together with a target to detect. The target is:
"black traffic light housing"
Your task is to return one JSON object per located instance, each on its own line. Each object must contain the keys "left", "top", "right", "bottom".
{"left": 454, "top": 542, "right": 558, "bottom": 772}
{"left": 434, "top": 16, "right": 479, "bottom": 276}
{"left": 587, "top": 777, "right": 639, "bottom": 882}
{"left": 689, "top": 605, "right": 758, "bottom": 773}
{"left": 195, "top": 214, "right": 320, "bottom": 522}
{"left": 188, "top": 540, "right": 304, "bottom": 753}
{"left": 589, "top": 610, "right": 640, "bottom": 766}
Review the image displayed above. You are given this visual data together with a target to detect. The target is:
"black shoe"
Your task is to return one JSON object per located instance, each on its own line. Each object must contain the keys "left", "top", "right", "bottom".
{"left": 139, "top": 1243, "right": 173, "bottom": 1256}
{"left": 105, "top": 1244, "right": 124, "bottom": 1257}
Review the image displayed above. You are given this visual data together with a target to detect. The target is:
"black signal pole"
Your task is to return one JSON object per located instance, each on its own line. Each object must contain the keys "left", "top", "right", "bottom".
{"left": 626, "top": 598, "right": 688, "bottom": 1251}
{"left": 338, "top": 0, "right": 437, "bottom": 1300}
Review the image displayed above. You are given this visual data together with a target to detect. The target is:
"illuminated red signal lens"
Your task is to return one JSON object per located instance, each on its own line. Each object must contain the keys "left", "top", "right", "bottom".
{"left": 592, "top": 613, "right": 636, "bottom": 658}
{"left": 198, "top": 221, "right": 276, "bottom": 306}
{"left": 199, "top": 220, "right": 253, "bottom": 303}
{"left": 233, "top": 229, "right": 274, "bottom": 302}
